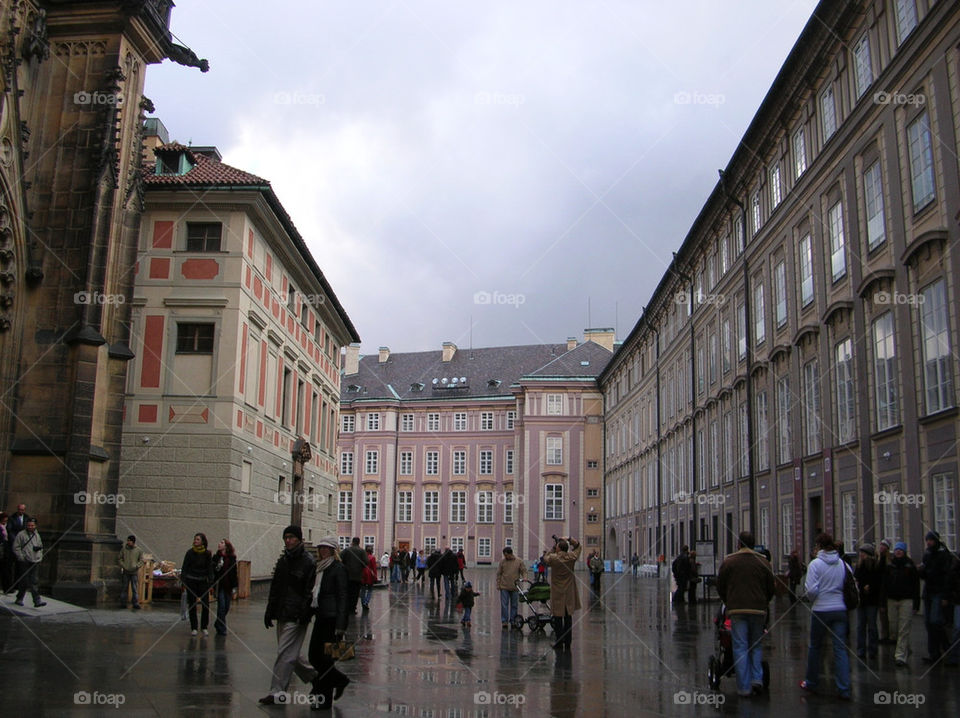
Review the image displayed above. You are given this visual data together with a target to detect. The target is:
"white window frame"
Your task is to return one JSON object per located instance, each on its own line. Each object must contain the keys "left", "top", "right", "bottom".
{"left": 426, "top": 413, "right": 440, "bottom": 432}
{"left": 793, "top": 126, "right": 807, "bottom": 179}
{"left": 362, "top": 490, "right": 378, "bottom": 522}
{"left": 828, "top": 200, "right": 846, "bottom": 281}
{"left": 799, "top": 234, "right": 814, "bottom": 307}
{"left": 873, "top": 312, "right": 899, "bottom": 431}
{"left": 932, "top": 473, "right": 957, "bottom": 552}
{"left": 907, "top": 112, "right": 936, "bottom": 212}
{"left": 454, "top": 412, "right": 467, "bottom": 431}
{"left": 397, "top": 490, "right": 413, "bottom": 522}
{"left": 774, "top": 260, "right": 787, "bottom": 328}
{"left": 477, "top": 491, "right": 494, "bottom": 523}
{"left": 400, "top": 413, "right": 414, "bottom": 432}
{"left": 835, "top": 338, "right": 856, "bottom": 444}
{"left": 781, "top": 502, "right": 794, "bottom": 557}
{"left": 821, "top": 86, "right": 837, "bottom": 141}
{"left": 505, "top": 449, "right": 515, "bottom": 475}
{"left": 504, "top": 492, "right": 514, "bottom": 524}
{"left": 754, "top": 280, "right": 766, "bottom": 346}
{"left": 769, "top": 164, "right": 782, "bottom": 209}
{"left": 480, "top": 412, "right": 494, "bottom": 431}
{"left": 842, "top": 492, "right": 857, "bottom": 550}
{"left": 450, "top": 491, "right": 466, "bottom": 523}
{"left": 920, "top": 279, "right": 953, "bottom": 414}
{"left": 423, "top": 490, "right": 439, "bottom": 523}
{"left": 477, "top": 538, "right": 492, "bottom": 561}
{"left": 853, "top": 33, "right": 873, "bottom": 99}
{"left": 364, "top": 450, "right": 379, "bottom": 475}
{"left": 479, "top": 449, "right": 493, "bottom": 475}
{"left": 544, "top": 483, "right": 564, "bottom": 520}
{"left": 338, "top": 490, "right": 352, "bottom": 521}
{"left": 864, "top": 160, "right": 886, "bottom": 249}
{"left": 546, "top": 394, "right": 563, "bottom": 415}
{"left": 341, "top": 414, "right": 355, "bottom": 433}
{"left": 803, "top": 360, "right": 822, "bottom": 455}
{"left": 340, "top": 451, "right": 354, "bottom": 476}
{"left": 506, "top": 410, "right": 516, "bottom": 429}
{"left": 755, "top": 390, "right": 769, "bottom": 472}
{"left": 366, "top": 413, "right": 380, "bottom": 431}
{"left": 895, "top": 0, "right": 918, "bottom": 45}
{"left": 453, "top": 450, "right": 466, "bottom": 475}
{"left": 399, "top": 450, "right": 413, "bottom": 476}
{"left": 776, "top": 376, "right": 792, "bottom": 464}
{"left": 425, "top": 450, "right": 439, "bottom": 475}
{"left": 546, "top": 437, "right": 563, "bottom": 466}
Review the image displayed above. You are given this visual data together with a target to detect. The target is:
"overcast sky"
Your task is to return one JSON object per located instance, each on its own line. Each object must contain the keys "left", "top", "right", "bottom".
{"left": 146, "top": 0, "right": 820, "bottom": 355}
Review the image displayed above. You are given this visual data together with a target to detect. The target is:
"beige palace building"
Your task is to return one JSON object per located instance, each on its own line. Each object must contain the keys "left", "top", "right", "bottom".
{"left": 117, "top": 119, "right": 359, "bottom": 576}
{"left": 602, "top": 0, "right": 960, "bottom": 571}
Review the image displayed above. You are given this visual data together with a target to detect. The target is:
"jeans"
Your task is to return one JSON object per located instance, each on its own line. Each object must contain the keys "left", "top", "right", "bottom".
{"left": 444, "top": 574, "right": 456, "bottom": 600}
{"left": 462, "top": 606, "right": 473, "bottom": 623}
{"left": 390, "top": 565, "right": 401, "bottom": 583}
{"left": 805, "top": 610, "right": 850, "bottom": 696}
{"left": 215, "top": 587, "right": 231, "bottom": 635}
{"left": 360, "top": 584, "right": 372, "bottom": 608}
{"left": 121, "top": 571, "right": 140, "bottom": 606}
{"left": 729, "top": 614, "right": 765, "bottom": 696}
{"left": 856, "top": 604, "right": 878, "bottom": 656}
{"left": 924, "top": 593, "right": 950, "bottom": 658}
{"left": 500, "top": 589, "right": 519, "bottom": 624}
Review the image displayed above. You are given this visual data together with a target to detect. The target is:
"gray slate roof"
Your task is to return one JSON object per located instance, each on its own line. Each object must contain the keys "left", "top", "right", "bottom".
{"left": 522, "top": 341, "right": 613, "bottom": 379}
{"left": 341, "top": 342, "right": 611, "bottom": 403}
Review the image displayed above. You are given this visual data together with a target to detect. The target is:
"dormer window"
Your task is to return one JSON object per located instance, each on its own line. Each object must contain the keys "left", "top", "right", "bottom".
{"left": 410, "top": 382, "right": 424, "bottom": 392}
{"left": 487, "top": 379, "right": 501, "bottom": 388}
{"left": 154, "top": 144, "right": 196, "bottom": 176}
{"left": 347, "top": 384, "right": 361, "bottom": 393}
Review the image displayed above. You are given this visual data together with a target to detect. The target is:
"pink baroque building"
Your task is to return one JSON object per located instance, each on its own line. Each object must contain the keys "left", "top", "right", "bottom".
{"left": 117, "top": 119, "right": 359, "bottom": 577}
{"left": 336, "top": 333, "right": 612, "bottom": 565}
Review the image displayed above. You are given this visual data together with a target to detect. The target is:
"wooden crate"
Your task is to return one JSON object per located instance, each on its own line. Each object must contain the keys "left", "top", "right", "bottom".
{"left": 237, "top": 560, "right": 251, "bottom": 599}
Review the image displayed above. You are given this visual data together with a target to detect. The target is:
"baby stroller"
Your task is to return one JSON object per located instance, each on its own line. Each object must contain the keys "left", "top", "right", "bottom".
{"left": 707, "top": 604, "right": 770, "bottom": 691}
{"left": 512, "top": 578, "right": 553, "bottom": 632}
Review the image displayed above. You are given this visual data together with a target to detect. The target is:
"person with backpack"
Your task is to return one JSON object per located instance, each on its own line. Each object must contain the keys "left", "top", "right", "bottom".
{"left": 800, "top": 534, "right": 851, "bottom": 699}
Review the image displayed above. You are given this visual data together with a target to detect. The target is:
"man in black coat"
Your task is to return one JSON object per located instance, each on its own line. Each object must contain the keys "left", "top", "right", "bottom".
{"left": 260, "top": 525, "right": 317, "bottom": 705}
{"left": 426, "top": 549, "right": 442, "bottom": 598}
{"left": 439, "top": 548, "right": 459, "bottom": 600}
{"left": 341, "top": 537, "right": 368, "bottom": 615}
{"left": 918, "top": 530, "right": 955, "bottom": 663}
{"left": 672, "top": 545, "right": 692, "bottom": 604}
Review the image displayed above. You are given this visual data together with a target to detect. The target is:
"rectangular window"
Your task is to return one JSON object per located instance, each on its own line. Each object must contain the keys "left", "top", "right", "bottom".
{"left": 752, "top": 191, "right": 762, "bottom": 235}
{"left": 920, "top": 279, "right": 954, "bottom": 414}
{"left": 853, "top": 33, "right": 873, "bottom": 99}
{"left": 908, "top": 113, "right": 936, "bottom": 211}
{"left": 895, "top": 0, "right": 918, "bottom": 45}
{"left": 781, "top": 503, "right": 794, "bottom": 557}
{"left": 737, "top": 299, "right": 747, "bottom": 360}
{"left": 427, "top": 413, "right": 440, "bottom": 432}
{"left": 341, "top": 414, "right": 355, "bottom": 433}
{"left": 186, "top": 222, "right": 222, "bottom": 252}
{"left": 835, "top": 338, "right": 856, "bottom": 444}
{"left": 400, "top": 413, "right": 414, "bottom": 432}
{"left": 477, "top": 491, "right": 494, "bottom": 523}
{"left": 776, "top": 377, "right": 792, "bottom": 464}
{"left": 366, "top": 413, "right": 380, "bottom": 431}
{"left": 425, "top": 450, "right": 439, "bottom": 475}
{"left": 453, "top": 450, "right": 466, "bottom": 475}
{"left": 864, "top": 161, "right": 886, "bottom": 249}
{"left": 506, "top": 410, "right": 516, "bottom": 429}
{"left": 546, "top": 394, "right": 563, "bottom": 415}
{"left": 365, "top": 450, "right": 379, "bottom": 475}
{"left": 454, "top": 412, "right": 467, "bottom": 431}
{"left": 722, "top": 319, "right": 732, "bottom": 374}
{"left": 505, "top": 449, "right": 515, "bottom": 474}
{"left": 362, "top": 490, "right": 378, "bottom": 522}
{"left": 423, "top": 491, "right": 439, "bottom": 523}
{"left": 709, "top": 420, "right": 719, "bottom": 487}
{"left": 479, "top": 449, "right": 493, "bottom": 474}
{"left": 397, "top": 490, "right": 413, "bottom": 522}
{"left": 338, "top": 491, "right": 352, "bottom": 522}
{"left": 738, "top": 403, "right": 749, "bottom": 477}
{"left": 754, "top": 280, "right": 766, "bottom": 346}
{"left": 755, "top": 390, "right": 769, "bottom": 472}
{"left": 480, "top": 412, "right": 494, "bottom": 430}
{"left": 424, "top": 537, "right": 437, "bottom": 552}
{"left": 799, "top": 234, "right": 814, "bottom": 306}
{"left": 477, "top": 538, "right": 492, "bottom": 560}
{"left": 882, "top": 484, "right": 902, "bottom": 541}
{"left": 399, "top": 450, "right": 413, "bottom": 475}
{"left": 176, "top": 323, "right": 214, "bottom": 354}
{"left": 873, "top": 312, "right": 899, "bottom": 431}
{"left": 793, "top": 127, "right": 807, "bottom": 179}
{"left": 769, "top": 165, "right": 782, "bottom": 209}
{"left": 340, "top": 451, "right": 354, "bottom": 475}
{"left": 546, "top": 437, "right": 563, "bottom": 465}
{"left": 803, "top": 360, "right": 822, "bottom": 455}
{"left": 933, "top": 473, "right": 957, "bottom": 552}
{"left": 450, "top": 491, "right": 466, "bottom": 523}
{"left": 504, "top": 492, "right": 514, "bottom": 524}
{"left": 545, "top": 484, "right": 564, "bottom": 520}
{"left": 708, "top": 333, "right": 717, "bottom": 386}
{"left": 828, "top": 201, "right": 846, "bottom": 281}
{"left": 450, "top": 537, "right": 464, "bottom": 553}
{"left": 721, "top": 235, "right": 730, "bottom": 275}
{"left": 722, "top": 413, "right": 734, "bottom": 482}
{"left": 774, "top": 261, "right": 787, "bottom": 328}
{"left": 735, "top": 217, "right": 744, "bottom": 256}
{"left": 821, "top": 86, "right": 837, "bottom": 141}
{"left": 842, "top": 492, "right": 857, "bottom": 550}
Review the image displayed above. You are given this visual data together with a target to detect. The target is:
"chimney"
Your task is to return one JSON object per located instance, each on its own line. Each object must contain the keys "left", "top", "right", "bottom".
{"left": 343, "top": 343, "right": 360, "bottom": 375}
{"left": 378, "top": 346, "right": 390, "bottom": 363}
{"left": 567, "top": 336, "right": 578, "bottom": 351}
{"left": 442, "top": 342, "right": 457, "bottom": 362}
{"left": 584, "top": 328, "right": 615, "bottom": 352}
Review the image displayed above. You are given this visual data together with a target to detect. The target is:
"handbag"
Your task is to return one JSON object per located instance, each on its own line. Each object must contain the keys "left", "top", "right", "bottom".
{"left": 323, "top": 640, "right": 356, "bottom": 661}
{"left": 841, "top": 563, "right": 859, "bottom": 610}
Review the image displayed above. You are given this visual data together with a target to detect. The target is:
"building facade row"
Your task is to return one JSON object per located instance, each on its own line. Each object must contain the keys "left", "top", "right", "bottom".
{"left": 601, "top": 0, "right": 960, "bottom": 572}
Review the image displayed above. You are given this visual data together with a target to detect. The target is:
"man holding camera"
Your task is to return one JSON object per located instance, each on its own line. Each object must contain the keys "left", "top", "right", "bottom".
{"left": 545, "top": 536, "right": 582, "bottom": 651}
{"left": 12, "top": 517, "right": 46, "bottom": 607}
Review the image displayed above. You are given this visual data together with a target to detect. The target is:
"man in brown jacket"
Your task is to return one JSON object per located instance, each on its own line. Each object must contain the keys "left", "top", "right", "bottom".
{"left": 496, "top": 547, "right": 528, "bottom": 628}
{"left": 716, "top": 531, "right": 775, "bottom": 698}
{"left": 545, "top": 537, "right": 582, "bottom": 651}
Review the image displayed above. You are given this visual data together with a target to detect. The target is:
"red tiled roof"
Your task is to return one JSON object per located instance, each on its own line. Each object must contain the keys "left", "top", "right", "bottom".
{"left": 143, "top": 152, "right": 268, "bottom": 187}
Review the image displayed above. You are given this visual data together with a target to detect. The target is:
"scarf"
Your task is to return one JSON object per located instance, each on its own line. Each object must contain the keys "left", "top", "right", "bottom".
{"left": 311, "top": 556, "right": 336, "bottom": 608}
{"left": 192, "top": 545, "right": 207, "bottom": 553}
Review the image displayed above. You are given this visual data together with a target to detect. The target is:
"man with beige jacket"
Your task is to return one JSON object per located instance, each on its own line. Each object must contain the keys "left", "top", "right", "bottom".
{"left": 496, "top": 547, "right": 528, "bottom": 628}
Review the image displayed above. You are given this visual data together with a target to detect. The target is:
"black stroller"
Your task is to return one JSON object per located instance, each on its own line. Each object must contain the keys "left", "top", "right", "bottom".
{"left": 707, "top": 604, "right": 770, "bottom": 691}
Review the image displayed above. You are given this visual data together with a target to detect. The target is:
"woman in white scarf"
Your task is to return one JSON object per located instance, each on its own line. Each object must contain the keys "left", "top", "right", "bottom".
{"left": 307, "top": 536, "right": 350, "bottom": 710}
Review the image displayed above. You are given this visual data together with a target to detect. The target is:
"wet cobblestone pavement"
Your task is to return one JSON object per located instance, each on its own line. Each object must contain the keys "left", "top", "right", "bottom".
{"left": 1, "top": 567, "right": 956, "bottom": 716}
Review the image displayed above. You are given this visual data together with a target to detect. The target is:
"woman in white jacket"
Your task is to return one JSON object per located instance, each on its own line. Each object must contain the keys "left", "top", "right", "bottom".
{"left": 800, "top": 533, "right": 851, "bottom": 699}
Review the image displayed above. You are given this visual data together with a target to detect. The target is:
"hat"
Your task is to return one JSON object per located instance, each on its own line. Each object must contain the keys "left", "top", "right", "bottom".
{"left": 894, "top": 542, "right": 907, "bottom": 552}
{"left": 127, "top": 535, "right": 136, "bottom": 542}
{"left": 316, "top": 536, "right": 338, "bottom": 549}
{"left": 282, "top": 525, "right": 303, "bottom": 541}
{"left": 464, "top": 581, "right": 472, "bottom": 587}
{"left": 502, "top": 547, "right": 513, "bottom": 554}
{"left": 858, "top": 543, "right": 875, "bottom": 556}
{"left": 926, "top": 530, "right": 940, "bottom": 542}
